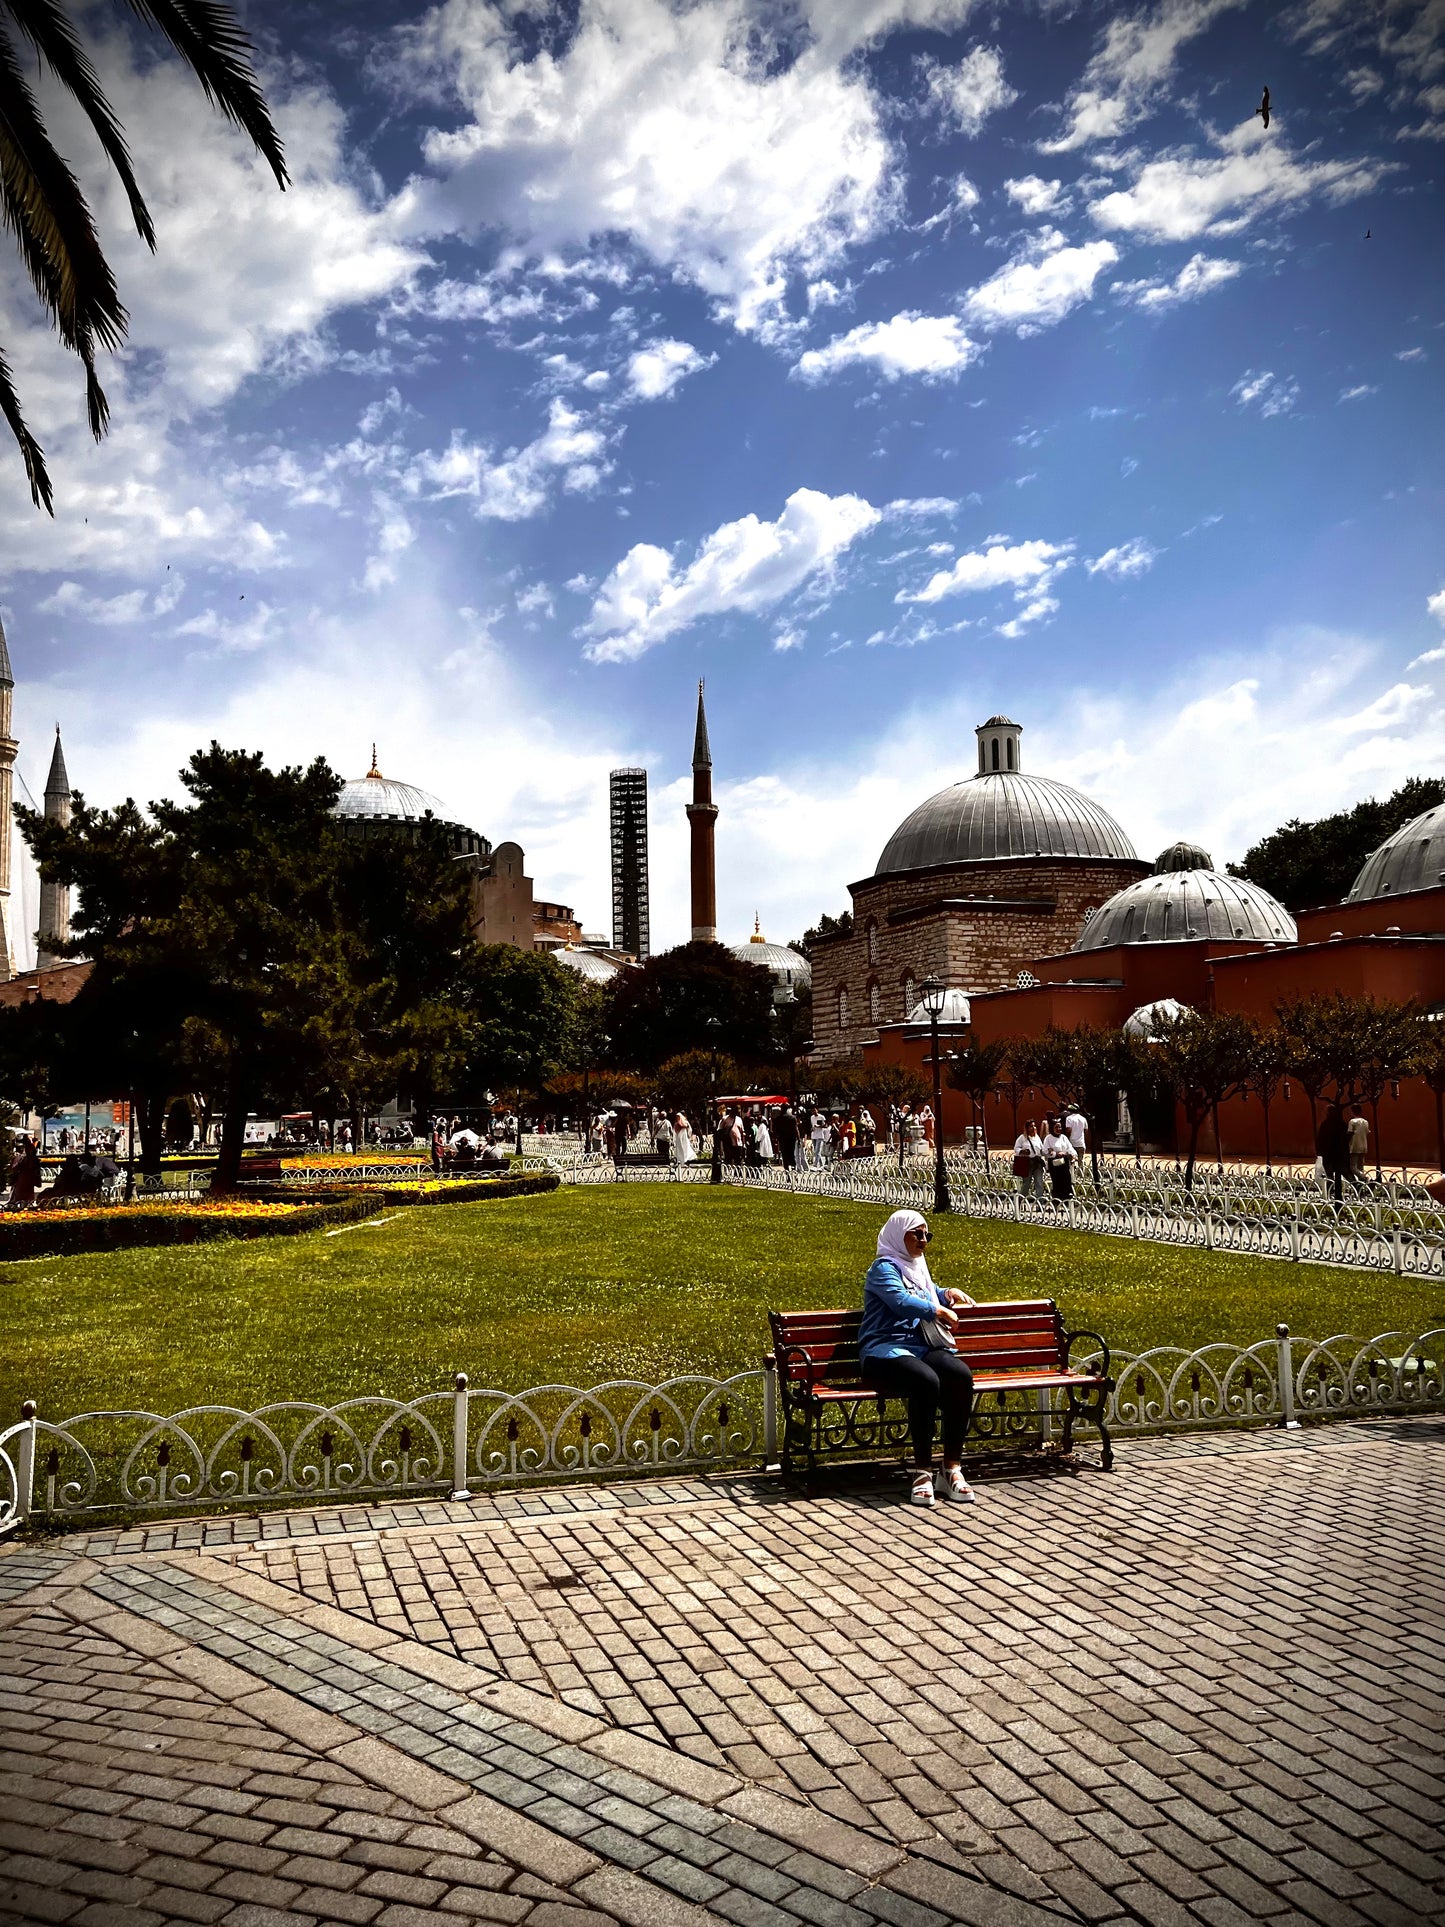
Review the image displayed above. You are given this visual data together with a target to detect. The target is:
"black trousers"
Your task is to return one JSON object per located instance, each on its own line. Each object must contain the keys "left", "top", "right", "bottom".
{"left": 861, "top": 1351, "right": 975, "bottom": 1465}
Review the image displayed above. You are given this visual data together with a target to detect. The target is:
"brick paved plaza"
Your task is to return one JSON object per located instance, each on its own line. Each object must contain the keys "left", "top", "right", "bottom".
{"left": 1, "top": 1417, "right": 1442, "bottom": 1927}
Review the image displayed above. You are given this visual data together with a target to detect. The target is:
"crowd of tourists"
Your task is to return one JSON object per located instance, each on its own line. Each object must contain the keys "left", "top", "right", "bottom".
{"left": 1011, "top": 1108, "right": 1090, "bottom": 1199}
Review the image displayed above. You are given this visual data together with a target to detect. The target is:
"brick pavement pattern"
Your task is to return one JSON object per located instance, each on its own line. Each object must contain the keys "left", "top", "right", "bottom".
{"left": 2, "top": 1416, "right": 1442, "bottom": 1927}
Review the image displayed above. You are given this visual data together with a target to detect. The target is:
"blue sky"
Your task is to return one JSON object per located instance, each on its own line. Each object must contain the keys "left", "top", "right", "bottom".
{"left": 1, "top": 0, "right": 1442, "bottom": 961}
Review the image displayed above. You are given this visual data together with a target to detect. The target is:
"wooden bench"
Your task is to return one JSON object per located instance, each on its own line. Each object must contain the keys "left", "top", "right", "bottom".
{"left": 767, "top": 1299, "right": 1113, "bottom": 1485}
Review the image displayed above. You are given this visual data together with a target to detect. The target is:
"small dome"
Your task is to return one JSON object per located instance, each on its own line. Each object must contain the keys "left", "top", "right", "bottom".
{"left": 1346, "top": 801, "right": 1445, "bottom": 903}
{"left": 1075, "top": 867, "right": 1295, "bottom": 950}
{"left": 982, "top": 713, "right": 1017, "bottom": 728}
{"left": 906, "top": 988, "right": 971, "bottom": 1027}
{"left": 1124, "top": 998, "right": 1192, "bottom": 1039}
{"left": 729, "top": 919, "right": 811, "bottom": 997}
{"left": 335, "top": 750, "right": 443, "bottom": 822}
{"left": 1154, "top": 840, "right": 1213, "bottom": 874}
{"left": 554, "top": 946, "right": 621, "bottom": 984}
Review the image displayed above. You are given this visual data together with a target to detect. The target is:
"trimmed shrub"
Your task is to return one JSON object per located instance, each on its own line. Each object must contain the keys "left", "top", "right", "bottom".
{"left": 0, "top": 1190, "right": 375, "bottom": 1262}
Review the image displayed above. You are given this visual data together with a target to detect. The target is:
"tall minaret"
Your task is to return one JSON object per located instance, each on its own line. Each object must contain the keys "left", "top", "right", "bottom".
{"left": 0, "top": 617, "right": 15, "bottom": 982}
{"left": 37, "top": 728, "right": 72, "bottom": 968}
{"left": 686, "top": 680, "right": 718, "bottom": 943}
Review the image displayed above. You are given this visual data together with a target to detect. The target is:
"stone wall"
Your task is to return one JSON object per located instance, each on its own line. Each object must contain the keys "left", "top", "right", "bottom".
{"left": 809, "top": 854, "right": 1148, "bottom": 1061}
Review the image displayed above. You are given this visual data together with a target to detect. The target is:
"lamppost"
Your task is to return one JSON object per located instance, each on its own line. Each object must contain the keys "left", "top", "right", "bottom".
{"left": 706, "top": 1016, "right": 724, "bottom": 1184}
{"left": 919, "top": 975, "right": 951, "bottom": 1214}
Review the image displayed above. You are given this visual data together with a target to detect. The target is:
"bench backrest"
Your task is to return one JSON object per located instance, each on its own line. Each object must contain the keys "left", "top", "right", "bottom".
{"left": 769, "top": 1300, "right": 1067, "bottom": 1385}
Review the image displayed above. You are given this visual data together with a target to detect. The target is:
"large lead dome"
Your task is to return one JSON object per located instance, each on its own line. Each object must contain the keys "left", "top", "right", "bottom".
{"left": 1346, "top": 801, "right": 1445, "bottom": 902}
{"left": 876, "top": 717, "right": 1138, "bottom": 875}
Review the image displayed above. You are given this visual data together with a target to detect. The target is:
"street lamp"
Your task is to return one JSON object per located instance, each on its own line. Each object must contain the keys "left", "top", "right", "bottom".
{"left": 919, "top": 975, "right": 951, "bottom": 1214}
{"left": 706, "top": 1016, "right": 724, "bottom": 1184}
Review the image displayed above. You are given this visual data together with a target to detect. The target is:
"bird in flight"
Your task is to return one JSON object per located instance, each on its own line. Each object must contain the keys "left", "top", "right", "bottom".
{"left": 1255, "top": 86, "right": 1270, "bottom": 128}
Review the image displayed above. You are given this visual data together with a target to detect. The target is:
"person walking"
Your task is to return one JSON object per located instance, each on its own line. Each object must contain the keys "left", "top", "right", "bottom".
{"left": 858, "top": 1210, "right": 977, "bottom": 1508}
{"left": 775, "top": 1105, "right": 799, "bottom": 1171}
{"left": 1013, "top": 1120, "right": 1046, "bottom": 1198}
{"left": 1042, "top": 1116, "right": 1076, "bottom": 1201}
{"left": 1317, "top": 1104, "right": 1350, "bottom": 1205}
{"left": 810, "top": 1109, "right": 829, "bottom": 1168}
{"left": 672, "top": 1111, "right": 696, "bottom": 1165}
{"left": 1347, "top": 1107, "right": 1370, "bottom": 1185}
{"left": 1064, "top": 1103, "right": 1088, "bottom": 1169}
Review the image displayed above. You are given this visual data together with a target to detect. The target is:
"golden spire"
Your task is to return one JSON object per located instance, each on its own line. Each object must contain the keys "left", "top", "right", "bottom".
{"left": 749, "top": 912, "right": 764, "bottom": 943}
{"left": 367, "top": 743, "right": 381, "bottom": 778}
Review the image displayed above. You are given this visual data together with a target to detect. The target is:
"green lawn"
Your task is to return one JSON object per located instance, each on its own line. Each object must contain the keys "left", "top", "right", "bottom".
{"left": 3, "top": 1185, "right": 1441, "bottom": 1422}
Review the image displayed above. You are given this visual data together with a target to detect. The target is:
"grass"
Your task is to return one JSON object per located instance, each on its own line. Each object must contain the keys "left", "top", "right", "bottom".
{"left": 3, "top": 1184, "right": 1442, "bottom": 1423}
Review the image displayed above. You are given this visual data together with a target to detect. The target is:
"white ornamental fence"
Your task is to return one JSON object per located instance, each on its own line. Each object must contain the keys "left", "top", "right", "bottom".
{"left": 520, "top": 1154, "right": 1445, "bottom": 1279}
{"left": 3, "top": 1324, "right": 1441, "bottom": 1531}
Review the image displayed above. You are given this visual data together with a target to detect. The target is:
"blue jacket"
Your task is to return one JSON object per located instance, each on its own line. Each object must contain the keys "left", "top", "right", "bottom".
{"left": 858, "top": 1257, "right": 944, "bottom": 1362}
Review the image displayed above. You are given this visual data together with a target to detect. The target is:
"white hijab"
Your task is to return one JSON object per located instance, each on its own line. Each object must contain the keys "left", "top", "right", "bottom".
{"left": 876, "top": 1209, "right": 935, "bottom": 1297}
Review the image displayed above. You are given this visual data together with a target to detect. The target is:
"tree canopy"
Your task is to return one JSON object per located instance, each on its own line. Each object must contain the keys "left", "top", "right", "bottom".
{"left": 1229, "top": 777, "right": 1445, "bottom": 911}
{"left": 604, "top": 942, "right": 778, "bottom": 1072}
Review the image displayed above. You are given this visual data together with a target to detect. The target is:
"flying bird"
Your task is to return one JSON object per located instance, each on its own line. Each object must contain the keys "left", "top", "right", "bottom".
{"left": 1255, "top": 86, "right": 1270, "bottom": 128}
{"left": 1365, "top": 228, "right": 1371, "bottom": 239}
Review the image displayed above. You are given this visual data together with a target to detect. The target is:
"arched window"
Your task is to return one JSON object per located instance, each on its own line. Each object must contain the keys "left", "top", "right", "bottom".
{"left": 868, "top": 979, "right": 881, "bottom": 1024}
{"left": 902, "top": 972, "right": 916, "bottom": 1016}
{"left": 991, "top": 736, "right": 1000, "bottom": 770}
{"left": 838, "top": 986, "right": 850, "bottom": 1030}
{"left": 1006, "top": 738, "right": 1015, "bottom": 770}
{"left": 866, "top": 918, "right": 879, "bottom": 965}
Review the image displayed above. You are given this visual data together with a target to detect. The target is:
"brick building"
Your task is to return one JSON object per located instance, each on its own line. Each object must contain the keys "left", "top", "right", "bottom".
{"left": 810, "top": 716, "right": 1147, "bottom": 1061}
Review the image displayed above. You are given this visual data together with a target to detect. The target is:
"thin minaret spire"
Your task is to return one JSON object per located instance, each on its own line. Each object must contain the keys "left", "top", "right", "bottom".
{"left": 686, "top": 680, "right": 718, "bottom": 943}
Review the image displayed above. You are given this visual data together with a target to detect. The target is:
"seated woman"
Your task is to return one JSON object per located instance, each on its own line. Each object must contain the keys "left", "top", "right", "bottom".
{"left": 858, "top": 1210, "right": 978, "bottom": 1508}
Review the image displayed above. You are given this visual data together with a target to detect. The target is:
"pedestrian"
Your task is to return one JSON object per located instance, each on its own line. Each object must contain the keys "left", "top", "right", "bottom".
{"left": 1064, "top": 1102, "right": 1088, "bottom": 1170}
{"left": 672, "top": 1111, "right": 696, "bottom": 1165}
{"left": 810, "top": 1108, "right": 829, "bottom": 1168}
{"left": 1042, "top": 1116, "right": 1076, "bottom": 1200}
{"left": 1347, "top": 1107, "right": 1370, "bottom": 1184}
{"left": 1013, "top": 1119, "right": 1046, "bottom": 1198}
{"left": 857, "top": 1210, "right": 977, "bottom": 1509}
{"left": 6, "top": 1134, "right": 42, "bottom": 1209}
{"left": 1316, "top": 1103, "right": 1349, "bottom": 1204}
{"left": 775, "top": 1105, "right": 799, "bottom": 1170}
{"left": 755, "top": 1109, "right": 774, "bottom": 1164}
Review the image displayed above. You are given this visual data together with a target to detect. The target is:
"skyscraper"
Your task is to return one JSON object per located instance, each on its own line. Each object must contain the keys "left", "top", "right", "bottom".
{"left": 686, "top": 681, "right": 718, "bottom": 943}
{"left": 609, "top": 767, "right": 650, "bottom": 958}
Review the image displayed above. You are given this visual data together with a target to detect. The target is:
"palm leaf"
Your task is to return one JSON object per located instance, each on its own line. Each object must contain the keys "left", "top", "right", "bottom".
{"left": 118, "top": 0, "right": 287, "bottom": 187}
{"left": 2, "top": 0, "right": 155, "bottom": 245}
{"left": 0, "top": 339, "right": 53, "bottom": 510}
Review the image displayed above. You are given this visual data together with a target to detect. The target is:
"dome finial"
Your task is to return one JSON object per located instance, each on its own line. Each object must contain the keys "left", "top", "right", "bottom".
{"left": 750, "top": 912, "right": 763, "bottom": 942}
{"left": 367, "top": 743, "right": 381, "bottom": 779}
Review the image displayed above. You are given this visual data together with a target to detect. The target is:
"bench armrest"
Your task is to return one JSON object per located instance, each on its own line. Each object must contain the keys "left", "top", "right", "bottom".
{"left": 777, "top": 1342, "right": 826, "bottom": 1398}
{"left": 1063, "top": 1328, "right": 1111, "bottom": 1381}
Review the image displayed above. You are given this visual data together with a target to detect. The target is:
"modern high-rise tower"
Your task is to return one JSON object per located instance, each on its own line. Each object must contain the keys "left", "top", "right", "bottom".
{"left": 38, "top": 728, "right": 73, "bottom": 968}
{"left": 686, "top": 680, "right": 718, "bottom": 943}
{"left": 609, "top": 767, "right": 650, "bottom": 958}
{"left": 0, "top": 618, "right": 15, "bottom": 981}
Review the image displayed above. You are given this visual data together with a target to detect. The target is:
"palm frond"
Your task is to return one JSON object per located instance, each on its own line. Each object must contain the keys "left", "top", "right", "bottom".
{"left": 119, "top": 0, "right": 287, "bottom": 187}
{"left": 2, "top": 0, "right": 155, "bottom": 245}
{"left": 0, "top": 339, "right": 53, "bottom": 510}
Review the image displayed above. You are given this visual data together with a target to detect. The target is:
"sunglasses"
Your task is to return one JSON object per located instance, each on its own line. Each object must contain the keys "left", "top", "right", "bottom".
{"left": 909, "top": 1228, "right": 931, "bottom": 1243}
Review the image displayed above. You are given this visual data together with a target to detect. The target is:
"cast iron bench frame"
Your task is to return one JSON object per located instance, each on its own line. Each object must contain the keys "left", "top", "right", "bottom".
{"left": 767, "top": 1298, "right": 1113, "bottom": 1485}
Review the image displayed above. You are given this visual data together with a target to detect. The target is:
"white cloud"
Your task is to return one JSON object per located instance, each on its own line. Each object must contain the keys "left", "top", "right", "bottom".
{"left": 1089, "top": 122, "right": 1387, "bottom": 242}
{"left": 921, "top": 45, "right": 1017, "bottom": 136}
{"left": 174, "top": 600, "right": 283, "bottom": 656}
{"left": 1338, "top": 383, "right": 1379, "bottom": 401}
{"left": 963, "top": 231, "right": 1119, "bottom": 334}
{"left": 408, "top": 401, "right": 607, "bottom": 519}
{"left": 1042, "top": 0, "right": 1247, "bottom": 152}
{"left": 1396, "top": 346, "right": 1428, "bottom": 362}
{"left": 361, "top": 500, "right": 416, "bottom": 594}
{"left": 391, "top": 0, "right": 903, "bottom": 335}
{"left": 583, "top": 487, "right": 882, "bottom": 661}
{"left": 625, "top": 339, "right": 716, "bottom": 400}
{"left": 793, "top": 312, "right": 979, "bottom": 382}
{"left": 773, "top": 626, "right": 805, "bottom": 652}
{"left": 1114, "top": 251, "right": 1242, "bottom": 309}
{"left": 1004, "top": 176, "right": 1066, "bottom": 217}
{"left": 38, "top": 576, "right": 184, "bottom": 625}
{"left": 1087, "top": 539, "right": 1159, "bottom": 579}
{"left": 1232, "top": 370, "right": 1300, "bottom": 417}
{"left": 899, "top": 537, "right": 1072, "bottom": 605}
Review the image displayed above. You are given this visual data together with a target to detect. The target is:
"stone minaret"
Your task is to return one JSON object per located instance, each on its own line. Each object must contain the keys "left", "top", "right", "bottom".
{"left": 0, "top": 617, "right": 15, "bottom": 981}
{"left": 37, "top": 728, "right": 72, "bottom": 968}
{"left": 686, "top": 680, "right": 718, "bottom": 943}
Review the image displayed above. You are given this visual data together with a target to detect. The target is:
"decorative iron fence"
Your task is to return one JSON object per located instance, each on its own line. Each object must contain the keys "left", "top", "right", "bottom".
{"left": 3, "top": 1328, "right": 1440, "bottom": 1532}
{"left": 519, "top": 1153, "right": 1445, "bottom": 1277}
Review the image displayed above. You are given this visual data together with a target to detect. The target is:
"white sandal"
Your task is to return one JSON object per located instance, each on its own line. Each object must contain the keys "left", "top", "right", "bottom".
{"left": 943, "top": 1466, "right": 976, "bottom": 1504}
{"left": 909, "top": 1471, "right": 936, "bottom": 1507}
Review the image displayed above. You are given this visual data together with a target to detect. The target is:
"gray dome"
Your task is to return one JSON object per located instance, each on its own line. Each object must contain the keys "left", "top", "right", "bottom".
{"left": 1075, "top": 868, "right": 1296, "bottom": 950}
{"left": 877, "top": 771, "right": 1138, "bottom": 875}
{"left": 906, "top": 988, "right": 971, "bottom": 1027}
{"left": 1155, "top": 840, "right": 1213, "bottom": 874}
{"left": 730, "top": 926, "right": 811, "bottom": 997}
{"left": 1124, "top": 998, "right": 1192, "bottom": 1039}
{"left": 1346, "top": 801, "right": 1445, "bottom": 902}
{"left": 554, "top": 946, "right": 621, "bottom": 984}
{"left": 336, "top": 765, "right": 444, "bottom": 822}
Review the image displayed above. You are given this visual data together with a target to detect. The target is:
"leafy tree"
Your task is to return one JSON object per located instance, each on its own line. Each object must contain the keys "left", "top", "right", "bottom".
{"left": 1, "top": 1, "right": 287, "bottom": 509}
{"left": 797, "top": 910, "right": 853, "bottom": 951}
{"left": 1414, "top": 1016, "right": 1445, "bottom": 1174}
{"left": 1149, "top": 1009, "right": 1254, "bottom": 1191}
{"left": 1229, "top": 777, "right": 1445, "bottom": 912}
{"left": 1236, "top": 1018, "right": 1289, "bottom": 1174}
{"left": 1348, "top": 998, "right": 1424, "bottom": 1180}
{"left": 944, "top": 1039, "right": 1009, "bottom": 1169}
{"left": 654, "top": 1050, "right": 753, "bottom": 1123}
{"left": 450, "top": 945, "right": 579, "bottom": 1103}
{"left": 809, "top": 1053, "right": 926, "bottom": 1114}
{"left": 604, "top": 942, "right": 776, "bottom": 1072}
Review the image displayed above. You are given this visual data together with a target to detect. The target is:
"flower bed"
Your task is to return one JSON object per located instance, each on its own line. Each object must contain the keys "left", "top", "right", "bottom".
{"left": 0, "top": 1189, "right": 376, "bottom": 1262}
{"left": 374, "top": 1173, "right": 559, "bottom": 1206}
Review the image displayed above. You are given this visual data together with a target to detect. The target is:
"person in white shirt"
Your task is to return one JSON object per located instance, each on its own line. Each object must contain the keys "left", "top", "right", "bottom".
{"left": 1347, "top": 1109, "right": 1369, "bottom": 1183}
{"left": 810, "top": 1109, "right": 830, "bottom": 1167}
{"left": 1064, "top": 1107, "right": 1088, "bottom": 1166}
{"left": 1013, "top": 1120, "right": 1046, "bottom": 1198}
{"left": 1042, "top": 1116, "right": 1077, "bottom": 1200}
